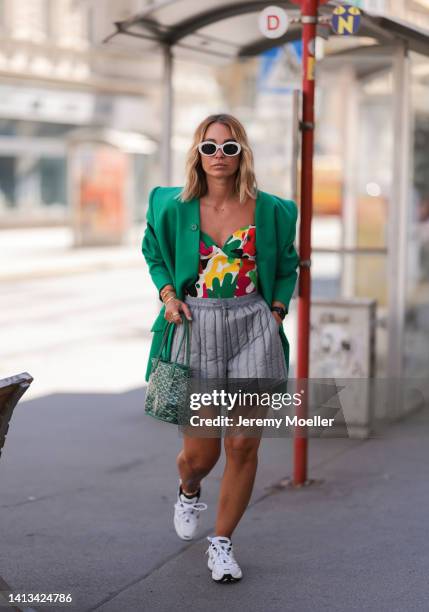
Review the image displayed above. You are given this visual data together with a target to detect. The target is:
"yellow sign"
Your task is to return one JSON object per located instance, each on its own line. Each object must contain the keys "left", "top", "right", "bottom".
{"left": 307, "top": 57, "right": 315, "bottom": 81}
{"left": 331, "top": 5, "right": 361, "bottom": 36}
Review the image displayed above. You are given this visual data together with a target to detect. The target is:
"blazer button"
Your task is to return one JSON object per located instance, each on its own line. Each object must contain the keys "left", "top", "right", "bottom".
{"left": 190, "top": 223, "right": 198, "bottom": 231}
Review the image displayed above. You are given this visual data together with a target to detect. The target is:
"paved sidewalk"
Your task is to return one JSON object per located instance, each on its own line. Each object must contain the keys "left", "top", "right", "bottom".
{"left": 0, "top": 226, "right": 145, "bottom": 282}
{"left": 0, "top": 387, "right": 428, "bottom": 612}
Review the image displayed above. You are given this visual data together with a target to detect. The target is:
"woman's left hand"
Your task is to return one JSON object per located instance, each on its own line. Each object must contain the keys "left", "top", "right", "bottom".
{"left": 271, "top": 301, "right": 285, "bottom": 326}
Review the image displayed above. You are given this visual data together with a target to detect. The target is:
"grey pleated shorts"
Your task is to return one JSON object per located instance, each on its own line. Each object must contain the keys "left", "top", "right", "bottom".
{"left": 170, "top": 292, "right": 287, "bottom": 380}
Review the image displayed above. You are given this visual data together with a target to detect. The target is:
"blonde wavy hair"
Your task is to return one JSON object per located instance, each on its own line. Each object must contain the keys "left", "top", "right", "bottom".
{"left": 178, "top": 113, "right": 258, "bottom": 204}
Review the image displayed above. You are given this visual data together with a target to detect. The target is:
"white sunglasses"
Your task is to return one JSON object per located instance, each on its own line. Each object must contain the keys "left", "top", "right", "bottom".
{"left": 197, "top": 141, "right": 242, "bottom": 157}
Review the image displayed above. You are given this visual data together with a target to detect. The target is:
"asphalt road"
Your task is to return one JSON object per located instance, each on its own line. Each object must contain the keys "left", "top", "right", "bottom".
{"left": 0, "top": 268, "right": 160, "bottom": 399}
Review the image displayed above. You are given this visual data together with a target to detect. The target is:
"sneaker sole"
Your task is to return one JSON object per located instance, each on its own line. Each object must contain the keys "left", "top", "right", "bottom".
{"left": 208, "top": 559, "right": 242, "bottom": 582}
{"left": 212, "top": 573, "right": 242, "bottom": 583}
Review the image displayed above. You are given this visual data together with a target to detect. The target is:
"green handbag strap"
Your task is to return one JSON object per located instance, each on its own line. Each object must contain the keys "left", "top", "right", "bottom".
{"left": 171, "top": 315, "right": 191, "bottom": 376}
{"left": 153, "top": 314, "right": 191, "bottom": 372}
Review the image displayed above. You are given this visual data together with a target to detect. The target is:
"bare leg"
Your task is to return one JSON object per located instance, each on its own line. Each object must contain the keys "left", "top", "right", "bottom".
{"left": 176, "top": 435, "right": 221, "bottom": 495}
{"left": 215, "top": 435, "right": 262, "bottom": 538}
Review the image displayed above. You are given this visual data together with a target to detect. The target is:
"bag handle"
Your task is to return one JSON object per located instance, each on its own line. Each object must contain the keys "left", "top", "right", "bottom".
{"left": 152, "top": 314, "right": 191, "bottom": 373}
{"left": 171, "top": 315, "right": 191, "bottom": 377}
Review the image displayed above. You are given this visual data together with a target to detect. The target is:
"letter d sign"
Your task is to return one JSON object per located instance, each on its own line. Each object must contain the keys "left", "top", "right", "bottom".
{"left": 268, "top": 15, "right": 280, "bottom": 31}
{"left": 259, "top": 6, "right": 289, "bottom": 39}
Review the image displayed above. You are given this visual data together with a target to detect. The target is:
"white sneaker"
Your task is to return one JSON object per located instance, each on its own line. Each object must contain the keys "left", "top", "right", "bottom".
{"left": 206, "top": 536, "right": 243, "bottom": 582}
{"left": 173, "top": 486, "right": 207, "bottom": 541}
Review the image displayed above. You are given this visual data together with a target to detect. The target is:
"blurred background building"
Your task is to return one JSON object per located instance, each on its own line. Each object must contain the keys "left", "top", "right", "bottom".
{"left": 0, "top": 0, "right": 160, "bottom": 227}
{"left": 1, "top": 0, "right": 428, "bottom": 225}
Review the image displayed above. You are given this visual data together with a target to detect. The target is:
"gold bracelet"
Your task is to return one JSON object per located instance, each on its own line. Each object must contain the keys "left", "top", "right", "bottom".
{"left": 161, "top": 287, "right": 175, "bottom": 300}
{"left": 161, "top": 289, "right": 176, "bottom": 298}
{"left": 164, "top": 295, "right": 177, "bottom": 305}
{"left": 162, "top": 292, "right": 176, "bottom": 303}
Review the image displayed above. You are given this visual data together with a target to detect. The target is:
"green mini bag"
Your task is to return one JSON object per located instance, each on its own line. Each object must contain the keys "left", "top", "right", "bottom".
{"left": 144, "top": 314, "right": 192, "bottom": 425}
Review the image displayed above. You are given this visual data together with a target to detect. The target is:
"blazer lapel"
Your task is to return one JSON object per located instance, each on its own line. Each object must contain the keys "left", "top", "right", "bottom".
{"left": 175, "top": 196, "right": 200, "bottom": 299}
{"left": 256, "top": 190, "right": 276, "bottom": 305}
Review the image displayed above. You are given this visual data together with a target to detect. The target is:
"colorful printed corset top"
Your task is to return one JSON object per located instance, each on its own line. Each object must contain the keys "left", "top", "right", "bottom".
{"left": 185, "top": 224, "right": 258, "bottom": 298}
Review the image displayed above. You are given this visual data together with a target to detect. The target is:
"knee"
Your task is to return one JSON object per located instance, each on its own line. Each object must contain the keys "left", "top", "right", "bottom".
{"left": 224, "top": 437, "right": 259, "bottom": 465}
{"left": 178, "top": 450, "right": 220, "bottom": 476}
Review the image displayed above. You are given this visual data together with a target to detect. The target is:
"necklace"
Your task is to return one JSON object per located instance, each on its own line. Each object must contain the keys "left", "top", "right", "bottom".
{"left": 212, "top": 203, "right": 226, "bottom": 212}
{"left": 204, "top": 201, "right": 235, "bottom": 213}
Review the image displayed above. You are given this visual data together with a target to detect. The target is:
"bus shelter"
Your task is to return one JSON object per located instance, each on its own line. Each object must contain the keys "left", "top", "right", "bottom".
{"left": 105, "top": 1, "right": 429, "bottom": 388}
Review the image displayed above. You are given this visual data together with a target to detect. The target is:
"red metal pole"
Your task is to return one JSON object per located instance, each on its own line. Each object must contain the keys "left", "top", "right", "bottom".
{"left": 294, "top": 0, "right": 317, "bottom": 486}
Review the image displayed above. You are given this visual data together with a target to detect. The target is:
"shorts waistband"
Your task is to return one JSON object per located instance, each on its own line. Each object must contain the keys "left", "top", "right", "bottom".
{"left": 184, "top": 292, "right": 263, "bottom": 308}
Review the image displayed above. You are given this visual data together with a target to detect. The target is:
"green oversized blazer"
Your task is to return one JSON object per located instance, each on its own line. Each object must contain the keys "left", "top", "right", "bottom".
{"left": 142, "top": 186, "right": 300, "bottom": 382}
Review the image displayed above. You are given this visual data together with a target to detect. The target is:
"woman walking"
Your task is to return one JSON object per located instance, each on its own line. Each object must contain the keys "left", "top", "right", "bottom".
{"left": 142, "top": 113, "right": 299, "bottom": 582}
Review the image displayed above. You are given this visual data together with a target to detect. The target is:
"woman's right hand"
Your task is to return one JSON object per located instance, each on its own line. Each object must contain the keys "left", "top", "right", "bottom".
{"left": 164, "top": 297, "right": 193, "bottom": 325}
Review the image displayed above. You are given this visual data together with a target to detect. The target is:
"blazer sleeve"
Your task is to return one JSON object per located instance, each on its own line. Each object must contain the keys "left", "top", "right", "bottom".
{"left": 272, "top": 199, "right": 300, "bottom": 313}
{"left": 142, "top": 186, "right": 174, "bottom": 300}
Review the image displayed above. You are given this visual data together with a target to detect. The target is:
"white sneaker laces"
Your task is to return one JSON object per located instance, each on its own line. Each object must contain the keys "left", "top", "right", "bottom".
{"left": 206, "top": 537, "right": 236, "bottom": 568}
{"left": 175, "top": 500, "right": 208, "bottom": 523}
